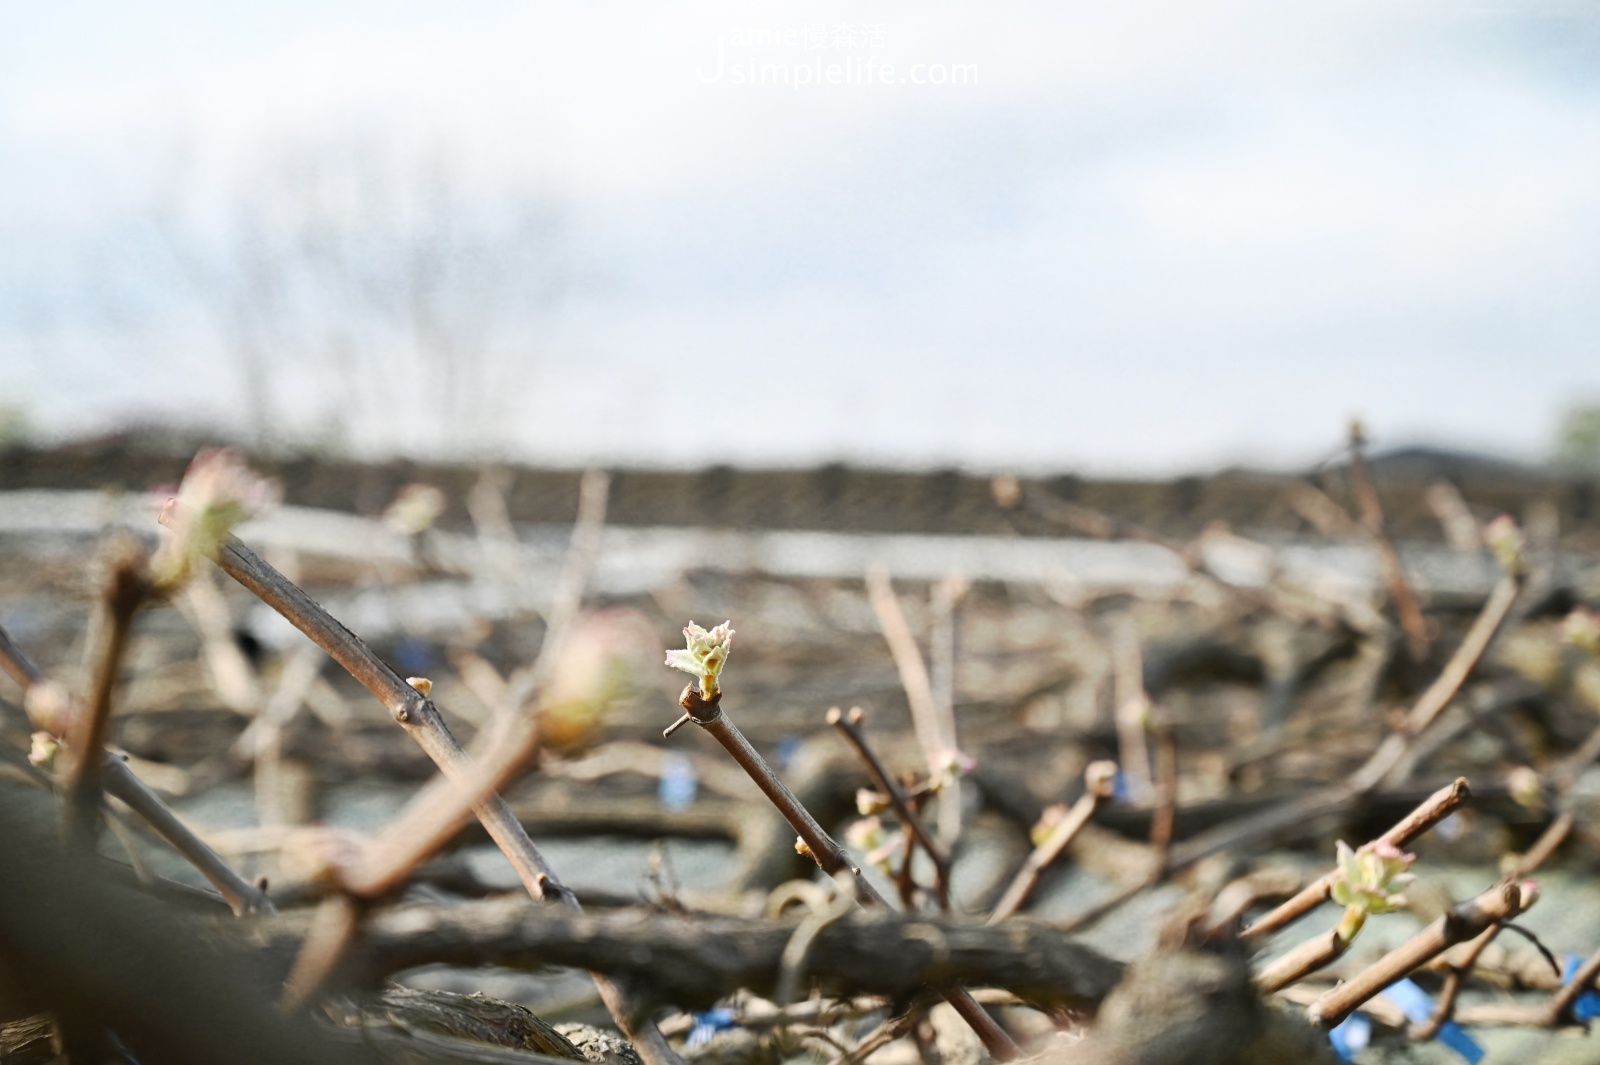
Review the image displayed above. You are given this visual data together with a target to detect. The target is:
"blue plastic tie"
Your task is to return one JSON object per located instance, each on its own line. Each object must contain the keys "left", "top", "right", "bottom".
{"left": 1380, "top": 978, "right": 1482, "bottom": 1063}
{"left": 1328, "top": 1013, "right": 1371, "bottom": 1061}
{"left": 775, "top": 736, "right": 803, "bottom": 770}
{"left": 658, "top": 752, "right": 699, "bottom": 810}
{"left": 1562, "top": 953, "right": 1600, "bottom": 1022}
{"left": 394, "top": 636, "right": 436, "bottom": 675}
{"left": 687, "top": 1008, "right": 737, "bottom": 1047}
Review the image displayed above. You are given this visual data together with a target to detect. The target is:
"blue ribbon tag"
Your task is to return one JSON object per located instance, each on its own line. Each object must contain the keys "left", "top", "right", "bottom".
{"left": 1328, "top": 1013, "right": 1371, "bottom": 1061}
{"left": 658, "top": 752, "right": 699, "bottom": 810}
{"left": 1562, "top": 954, "right": 1600, "bottom": 1022}
{"left": 1379, "top": 978, "right": 1483, "bottom": 1064}
{"left": 687, "top": 1008, "right": 736, "bottom": 1047}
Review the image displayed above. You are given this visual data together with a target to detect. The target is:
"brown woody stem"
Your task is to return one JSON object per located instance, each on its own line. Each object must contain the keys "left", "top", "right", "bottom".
{"left": 102, "top": 753, "right": 274, "bottom": 915}
{"left": 988, "top": 762, "right": 1115, "bottom": 924}
{"left": 210, "top": 531, "right": 684, "bottom": 1065}
{"left": 1546, "top": 941, "right": 1600, "bottom": 1027}
{"left": 1064, "top": 570, "right": 1507, "bottom": 937}
{"left": 828, "top": 706, "right": 950, "bottom": 911}
{"left": 680, "top": 686, "right": 882, "bottom": 905}
{"left": 1349, "top": 422, "right": 1432, "bottom": 663}
{"left": 63, "top": 548, "right": 151, "bottom": 843}
{"left": 865, "top": 567, "right": 963, "bottom": 843}
{"left": 1307, "top": 881, "right": 1529, "bottom": 1029}
{"left": 1411, "top": 922, "right": 1499, "bottom": 1041}
{"left": 0, "top": 617, "right": 273, "bottom": 917}
{"left": 1256, "top": 925, "right": 1353, "bottom": 994}
{"left": 673, "top": 685, "right": 1020, "bottom": 1061}
{"left": 1241, "top": 777, "right": 1469, "bottom": 942}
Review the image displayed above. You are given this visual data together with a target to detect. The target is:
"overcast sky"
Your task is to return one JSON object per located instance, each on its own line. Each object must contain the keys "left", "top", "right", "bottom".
{"left": 3, "top": 1, "right": 1599, "bottom": 472}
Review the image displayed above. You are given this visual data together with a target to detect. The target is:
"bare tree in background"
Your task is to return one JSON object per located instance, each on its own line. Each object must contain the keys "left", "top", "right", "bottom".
{"left": 1556, "top": 401, "right": 1600, "bottom": 471}
{"left": 156, "top": 137, "right": 565, "bottom": 458}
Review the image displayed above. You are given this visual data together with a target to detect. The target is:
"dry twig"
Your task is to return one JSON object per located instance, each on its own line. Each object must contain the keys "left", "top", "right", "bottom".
{"left": 0, "top": 619, "right": 273, "bottom": 916}
{"left": 1240, "top": 777, "right": 1469, "bottom": 942}
{"left": 1110, "top": 557, "right": 1519, "bottom": 914}
{"left": 988, "top": 761, "right": 1117, "bottom": 924}
{"left": 102, "top": 753, "right": 274, "bottom": 915}
{"left": 928, "top": 573, "right": 969, "bottom": 849}
{"left": 865, "top": 566, "right": 964, "bottom": 843}
{"left": 504, "top": 470, "right": 611, "bottom": 712}
{"left": 1545, "top": 942, "right": 1600, "bottom": 1027}
{"left": 669, "top": 685, "right": 1021, "bottom": 1060}
{"left": 63, "top": 544, "right": 152, "bottom": 842}
{"left": 242, "top": 898, "right": 1124, "bottom": 1012}
{"left": 0, "top": 782, "right": 366, "bottom": 1065}
{"left": 1148, "top": 714, "right": 1178, "bottom": 875}
{"left": 1413, "top": 722, "right": 1600, "bottom": 1038}
{"left": 1111, "top": 621, "right": 1152, "bottom": 802}
{"left": 205, "top": 480, "right": 687, "bottom": 1065}
{"left": 1348, "top": 422, "right": 1432, "bottom": 662}
{"left": 1307, "top": 880, "right": 1534, "bottom": 1029}
{"left": 828, "top": 706, "right": 951, "bottom": 911}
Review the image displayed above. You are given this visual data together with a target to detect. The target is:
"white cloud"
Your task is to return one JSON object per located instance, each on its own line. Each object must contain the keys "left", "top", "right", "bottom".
{"left": 2, "top": 0, "right": 1599, "bottom": 470}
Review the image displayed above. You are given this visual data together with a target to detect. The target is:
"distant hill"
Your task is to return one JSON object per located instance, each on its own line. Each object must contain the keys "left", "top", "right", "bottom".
{"left": 1355, "top": 445, "right": 1550, "bottom": 485}
{"left": 0, "top": 432, "right": 1594, "bottom": 544}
